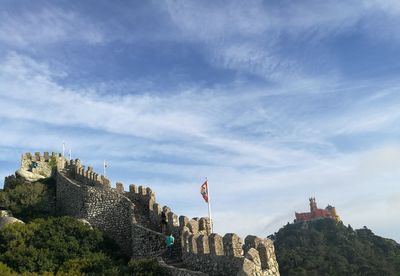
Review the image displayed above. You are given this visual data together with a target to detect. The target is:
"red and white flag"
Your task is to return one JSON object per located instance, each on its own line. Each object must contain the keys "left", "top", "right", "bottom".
{"left": 200, "top": 180, "right": 208, "bottom": 203}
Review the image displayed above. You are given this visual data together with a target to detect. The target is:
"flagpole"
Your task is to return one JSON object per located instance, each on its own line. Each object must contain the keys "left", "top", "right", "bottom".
{"left": 62, "top": 141, "right": 65, "bottom": 157}
{"left": 103, "top": 160, "right": 107, "bottom": 177}
{"left": 206, "top": 177, "right": 213, "bottom": 233}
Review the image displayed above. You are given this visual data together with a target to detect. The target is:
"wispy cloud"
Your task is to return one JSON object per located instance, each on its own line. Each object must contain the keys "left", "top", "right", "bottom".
{"left": 1, "top": 50, "right": 400, "bottom": 240}
{"left": 164, "top": 0, "right": 400, "bottom": 82}
{"left": 0, "top": 7, "right": 103, "bottom": 47}
{"left": 1, "top": 1, "right": 400, "bottom": 242}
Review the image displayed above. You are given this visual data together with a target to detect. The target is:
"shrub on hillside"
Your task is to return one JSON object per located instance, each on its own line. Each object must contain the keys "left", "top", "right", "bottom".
{"left": 0, "top": 261, "right": 17, "bottom": 276}
{"left": 0, "top": 217, "right": 123, "bottom": 274}
{"left": 0, "top": 216, "right": 167, "bottom": 275}
{"left": 0, "top": 177, "right": 56, "bottom": 220}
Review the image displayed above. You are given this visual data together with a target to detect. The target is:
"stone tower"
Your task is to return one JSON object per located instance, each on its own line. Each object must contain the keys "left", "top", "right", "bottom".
{"left": 309, "top": 197, "right": 317, "bottom": 212}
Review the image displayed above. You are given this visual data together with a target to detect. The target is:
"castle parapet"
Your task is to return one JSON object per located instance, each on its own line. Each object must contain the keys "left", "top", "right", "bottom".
{"left": 181, "top": 227, "right": 191, "bottom": 253}
{"left": 188, "top": 218, "right": 199, "bottom": 234}
{"left": 19, "top": 152, "right": 66, "bottom": 178}
{"left": 44, "top": 151, "right": 280, "bottom": 275}
{"left": 196, "top": 234, "right": 210, "bottom": 254}
{"left": 150, "top": 203, "right": 162, "bottom": 225}
{"left": 63, "top": 159, "right": 111, "bottom": 188}
{"left": 244, "top": 235, "right": 262, "bottom": 254}
{"left": 209, "top": 233, "right": 224, "bottom": 256}
{"left": 257, "top": 239, "right": 277, "bottom": 271}
{"left": 181, "top": 227, "right": 280, "bottom": 276}
{"left": 127, "top": 184, "right": 155, "bottom": 201}
{"left": 22, "top": 151, "right": 63, "bottom": 162}
{"left": 35, "top": 152, "right": 41, "bottom": 161}
{"left": 179, "top": 215, "right": 189, "bottom": 229}
{"left": 167, "top": 211, "right": 179, "bottom": 232}
{"left": 199, "top": 217, "right": 211, "bottom": 235}
{"left": 116, "top": 182, "right": 125, "bottom": 194}
{"left": 124, "top": 184, "right": 160, "bottom": 230}
{"left": 129, "top": 184, "right": 138, "bottom": 193}
{"left": 223, "top": 233, "right": 243, "bottom": 257}
{"left": 188, "top": 233, "right": 199, "bottom": 254}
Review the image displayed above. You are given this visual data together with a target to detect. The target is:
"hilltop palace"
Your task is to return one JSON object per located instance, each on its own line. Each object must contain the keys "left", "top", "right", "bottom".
{"left": 294, "top": 197, "right": 341, "bottom": 223}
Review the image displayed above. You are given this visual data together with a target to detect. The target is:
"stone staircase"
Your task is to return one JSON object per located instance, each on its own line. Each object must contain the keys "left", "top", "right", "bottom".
{"left": 131, "top": 197, "right": 187, "bottom": 268}
{"left": 157, "top": 257, "right": 208, "bottom": 275}
{"left": 161, "top": 234, "right": 184, "bottom": 265}
{"left": 170, "top": 239, "right": 183, "bottom": 260}
{"left": 162, "top": 242, "right": 186, "bottom": 270}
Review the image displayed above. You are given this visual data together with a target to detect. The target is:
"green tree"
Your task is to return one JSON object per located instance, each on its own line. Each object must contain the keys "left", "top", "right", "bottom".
{"left": 0, "top": 178, "right": 56, "bottom": 220}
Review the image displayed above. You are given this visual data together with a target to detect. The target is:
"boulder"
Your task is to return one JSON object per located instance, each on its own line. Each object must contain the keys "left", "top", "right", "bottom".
{"left": 0, "top": 216, "right": 24, "bottom": 230}
{"left": 0, "top": 210, "right": 10, "bottom": 217}
{"left": 77, "top": 219, "right": 93, "bottom": 229}
{"left": 16, "top": 169, "right": 45, "bottom": 182}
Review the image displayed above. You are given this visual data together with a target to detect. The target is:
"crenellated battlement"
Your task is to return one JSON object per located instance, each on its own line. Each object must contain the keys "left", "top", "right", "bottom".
{"left": 63, "top": 159, "right": 111, "bottom": 188}
{"left": 22, "top": 152, "right": 63, "bottom": 162}
{"left": 181, "top": 229, "right": 279, "bottom": 275}
{"left": 18, "top": 152, "right": 66, "bottom": 181}
{"left": 127, "top": 184, "right": 155, "bottom": 201}
{"left": 17, "top": 151, "right": 280, "bottom": 275}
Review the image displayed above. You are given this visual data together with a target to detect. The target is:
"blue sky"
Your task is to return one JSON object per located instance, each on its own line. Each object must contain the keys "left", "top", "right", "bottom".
{"left": 1, "top": 0, "right": 400, "bottom": 241}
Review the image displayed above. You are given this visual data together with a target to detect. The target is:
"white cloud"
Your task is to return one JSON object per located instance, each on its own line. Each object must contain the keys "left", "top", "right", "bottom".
{"left": 0, "top": 7, "right": 103, "bottom": 47}
{"left": 1, "top": 43, "right": 400, "bottom": 242}
{"left": 0, "top": 53, "right": 208, "bottom": 140}
{"left": 0, "top": 52, "right": 328, "bottom": 170}
{"left": 163, "top": 0, "right": 400, "bottom": 82}
{"left": 165, "top": 1, "right": 272, "bottom": 41}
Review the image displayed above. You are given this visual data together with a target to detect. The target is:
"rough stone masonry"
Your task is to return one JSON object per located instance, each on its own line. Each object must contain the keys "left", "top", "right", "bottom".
{"left": 20, "top": 152, "right": 280, "bottom": 276}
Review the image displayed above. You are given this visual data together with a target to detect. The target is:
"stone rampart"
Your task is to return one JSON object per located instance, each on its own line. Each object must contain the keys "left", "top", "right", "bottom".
{"left": 23, "top": 151, "right": 281, "bottom": 275}
{"left": 56, "top": 170, "right": 135, "bottom": 255}
{"left": 126, "top": 185, "right": 156, "bottom": 222}
{"left": 22, "top": 152, "right": 63, "bottom": 163}
{"left": 56, "top": 171, "right": 87, "bottom": 217}
{"left": 63, "top": 159, "right": 111, "bottom": 188}
{"left": 180, "top": 229, "right": 279, "bottom": 276}
{"left": 127, "top": 184, "right": 155, "bottom": 205}
{"left": 131, "top": 223, "right": 166, "bottom": 258}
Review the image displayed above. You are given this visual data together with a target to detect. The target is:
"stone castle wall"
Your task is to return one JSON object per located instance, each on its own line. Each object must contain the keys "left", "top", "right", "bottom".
{"left": 64, "top": 159, "right": 111, "bottom": 188}
{"left": 125, "top": 184, "right": 158, "bottom": 229}
{"left": 21, "top": 152, "right": 280, "bottom": 275}
{"left": 56, "top": 172, "right": 87, "bottom": 217}
{"left": 21, "top": 152, "right": 66, "bottom": 177}
{"left": 179, "top": 227, "right": 279, "bottom": 276}
{"left": 122, "top": 184, "right": 279, "bottom": 275}
{"left": 131, "top": 223, "right": 166, "bottom": 258}
{"left": 16, "top": 152, "right": 66, "bottom": 182}
{"left": 56, "top": 171, "right": 135, "bottom": 255}
{"left": 56, "top": 158, "right": 167, "bottom": 257}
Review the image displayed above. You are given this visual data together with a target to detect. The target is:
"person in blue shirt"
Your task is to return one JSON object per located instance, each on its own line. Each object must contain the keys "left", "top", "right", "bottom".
{"left": 165, "top": 233, "right": 175, "bottom": 257}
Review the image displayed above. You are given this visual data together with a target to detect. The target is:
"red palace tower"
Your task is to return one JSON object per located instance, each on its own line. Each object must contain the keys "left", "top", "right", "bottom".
{"left": 294, "top": 197, "right": 340, "bottom": 223}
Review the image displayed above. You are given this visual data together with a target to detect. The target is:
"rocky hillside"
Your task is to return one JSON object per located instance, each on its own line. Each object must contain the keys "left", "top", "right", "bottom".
{"left": 271, "top": 219, "right": 400, "bottom": 276}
